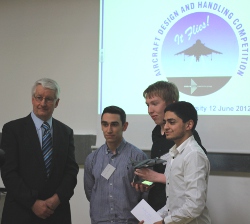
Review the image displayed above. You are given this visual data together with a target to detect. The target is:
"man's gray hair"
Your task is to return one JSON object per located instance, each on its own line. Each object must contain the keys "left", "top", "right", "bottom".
{"left": 31, "top": 78, "right": 60, "bottom": 99}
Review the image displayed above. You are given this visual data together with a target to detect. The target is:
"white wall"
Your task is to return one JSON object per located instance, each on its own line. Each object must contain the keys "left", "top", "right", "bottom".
{"left": 0, "top": 0, "right": 99, "bottom": 134}
{"left": 0, "top": 1, "right": 249, "bottom": 224}
{"left": 207, "top": 172, "right": 250, "bottom": 224}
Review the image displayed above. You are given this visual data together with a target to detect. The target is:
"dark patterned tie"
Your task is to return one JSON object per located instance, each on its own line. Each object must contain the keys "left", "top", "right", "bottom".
{"left": 42, "top": 122, "right": 53, "bottom": 177}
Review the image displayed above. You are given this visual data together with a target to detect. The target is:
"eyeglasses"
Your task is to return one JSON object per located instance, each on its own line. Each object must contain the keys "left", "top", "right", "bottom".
{"left": 34, "top": 96, "right": 56, "bottom": 104}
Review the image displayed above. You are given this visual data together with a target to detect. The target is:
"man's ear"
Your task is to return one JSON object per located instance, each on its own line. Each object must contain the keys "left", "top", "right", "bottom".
{"left": 122, "top": 122, "right": 128, "bottom": 131}
{"left": 55, "top": 99, "right": 60, "bottom": 108}
{"left": 186, "top": 120, "right": 194, "bottom": 131}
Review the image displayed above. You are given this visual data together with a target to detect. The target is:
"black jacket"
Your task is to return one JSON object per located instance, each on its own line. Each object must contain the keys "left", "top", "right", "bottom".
{"left": 1, "top": 114, "right": 79, "bottom": 224}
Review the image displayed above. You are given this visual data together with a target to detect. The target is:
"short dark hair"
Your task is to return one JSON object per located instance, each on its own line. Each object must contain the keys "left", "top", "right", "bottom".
{"left": 101, "top": 106, "right": 126, "bottom": 125}
{"left": 164, "top": 101, "right": 197, "bottom": 131}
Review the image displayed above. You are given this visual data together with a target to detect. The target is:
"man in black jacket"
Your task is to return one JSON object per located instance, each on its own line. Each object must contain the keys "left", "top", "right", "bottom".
{"left": 1, "top": 78, "right": 79, "bottom": 224}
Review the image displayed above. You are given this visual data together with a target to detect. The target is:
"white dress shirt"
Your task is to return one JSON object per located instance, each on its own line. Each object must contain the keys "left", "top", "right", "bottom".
{"left": 158, "top": 135, "right": 211, "bottom": 224}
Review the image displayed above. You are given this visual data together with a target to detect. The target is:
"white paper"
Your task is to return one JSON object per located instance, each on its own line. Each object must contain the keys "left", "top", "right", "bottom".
{"left": 131, "top": 199, "right": 162, "bottom": 224}
{"left": 101, "top": 164, "right": 116, "bottom": 180}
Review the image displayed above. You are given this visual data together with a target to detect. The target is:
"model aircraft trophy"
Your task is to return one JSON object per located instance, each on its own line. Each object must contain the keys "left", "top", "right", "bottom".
{"left": 130, "top": 157, "right": 166, "bottom": 186}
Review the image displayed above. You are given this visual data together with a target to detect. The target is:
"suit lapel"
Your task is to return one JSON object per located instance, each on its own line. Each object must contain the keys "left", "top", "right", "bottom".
{"left": 24, "top": 114, "right": 47, "bottom": 177}
{"left": 50, "top": 118, "right": 61, "bottom": 175}
{"left": 24, "top": 115, "right": 41, "bottom": 149}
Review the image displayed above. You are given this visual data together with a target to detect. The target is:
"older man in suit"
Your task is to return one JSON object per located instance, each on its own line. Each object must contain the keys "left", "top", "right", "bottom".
{"left": 0, "top": 78, "right": 79, "bottom": 224}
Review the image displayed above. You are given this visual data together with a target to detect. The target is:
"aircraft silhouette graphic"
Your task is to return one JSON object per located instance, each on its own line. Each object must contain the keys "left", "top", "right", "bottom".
{"left": 175, "top": 39, "right": 222, "bottom": 62}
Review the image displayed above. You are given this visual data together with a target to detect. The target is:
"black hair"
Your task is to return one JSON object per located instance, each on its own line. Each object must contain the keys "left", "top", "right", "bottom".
{"left": 101, "top": 106, "right": 126, "bottom": 125}
{"left": 164, "top": 101, "right": 197, "bottom": 131}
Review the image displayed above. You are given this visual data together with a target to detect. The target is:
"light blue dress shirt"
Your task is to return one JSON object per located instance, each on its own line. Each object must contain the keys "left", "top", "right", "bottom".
{"left": 31, "top": 111, "right": 53, "bottom": 147}
{"left": 84, "top": 138, "right": 148, "bottom": 224}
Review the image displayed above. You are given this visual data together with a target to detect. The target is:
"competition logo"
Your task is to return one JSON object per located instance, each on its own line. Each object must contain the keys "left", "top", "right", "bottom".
{"left": 152, "top": 2, "right": 248, "bottom": 96}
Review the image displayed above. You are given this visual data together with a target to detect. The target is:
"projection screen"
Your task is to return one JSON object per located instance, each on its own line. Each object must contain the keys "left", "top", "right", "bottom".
{"left": 97, "top": 0, "right": 250, "bottom": 153}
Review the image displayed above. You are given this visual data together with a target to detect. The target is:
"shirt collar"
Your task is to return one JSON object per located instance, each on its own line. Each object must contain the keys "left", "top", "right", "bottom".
{"left": 105, "top": 138, "right": 126, "bottom": 155}
{"left": 169, "top": 135, "right": 194, "bottom": 157}
{"left": 31, "top": 111, "right": 53, "bottom": 130}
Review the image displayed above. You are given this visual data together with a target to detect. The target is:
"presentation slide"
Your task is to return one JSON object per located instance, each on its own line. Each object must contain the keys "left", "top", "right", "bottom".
{"left": 97, "top": 0, "right": 250, "bottom": 153}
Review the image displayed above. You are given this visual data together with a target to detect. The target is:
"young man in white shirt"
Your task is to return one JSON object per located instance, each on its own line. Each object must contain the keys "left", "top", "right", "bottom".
{"left": 139, "top": 101, "right": 211, "bottom": 224}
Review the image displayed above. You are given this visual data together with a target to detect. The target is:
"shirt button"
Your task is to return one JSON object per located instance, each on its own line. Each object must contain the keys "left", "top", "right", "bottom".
{"left": 110, "top": 195, "right": 112, "bottom": 198}
{"left": 110, "top": 183, "right": 113, "bottom": 186}
{"left": 111, "top": 208, "right": 113, "bottom": 210}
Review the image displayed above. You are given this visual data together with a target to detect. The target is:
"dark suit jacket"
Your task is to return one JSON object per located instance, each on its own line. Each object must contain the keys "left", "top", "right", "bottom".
{"left": 0, "top": 114, "right": 79, "bottom": 224}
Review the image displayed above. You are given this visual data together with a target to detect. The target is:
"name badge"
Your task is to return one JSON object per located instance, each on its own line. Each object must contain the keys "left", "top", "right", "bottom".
{"left": 101, "top": 164, "right": 116, "bottom": 180}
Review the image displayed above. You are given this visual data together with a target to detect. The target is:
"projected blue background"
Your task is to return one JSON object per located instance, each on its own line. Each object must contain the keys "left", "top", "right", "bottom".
{"left": 160, "top": 12, "right": 239, "bottom": 96}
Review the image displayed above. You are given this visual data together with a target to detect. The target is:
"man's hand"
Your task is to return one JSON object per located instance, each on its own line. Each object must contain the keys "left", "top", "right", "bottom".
{"left": 32, "top": 194, "right": 60, "bottom": 219}
{"left": 45, "top": 194, "right": 61, "bottom": 211}
{"left": 131, "top": 182, "right": 150, "bottom": 192}
{"left": 31, "top": 200, "right": 54, "bottom": 219}
{"left": 134, "top": 168, "right": 166, "bottom": 184}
